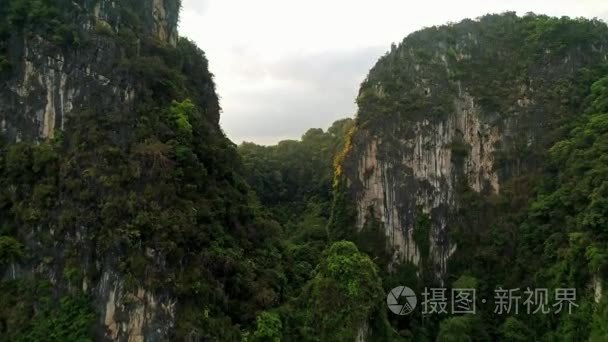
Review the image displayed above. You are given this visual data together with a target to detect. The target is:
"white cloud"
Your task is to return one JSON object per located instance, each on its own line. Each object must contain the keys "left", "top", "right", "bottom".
{"left": 179, "top": 0, "right": 608, "bottom": 144}
{"left": 180, "top": 0, "right": 209, "bottom": 16}
{"left": 213, "top": 47, "right": 384, "bottom": 144}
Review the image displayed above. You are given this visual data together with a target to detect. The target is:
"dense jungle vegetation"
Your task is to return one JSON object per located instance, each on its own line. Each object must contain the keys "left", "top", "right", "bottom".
{"left": 0, "top": 1, "right": 607, "bottom": 341}
{"left": 329, "top": 13, "right": 608, "bottom": 342}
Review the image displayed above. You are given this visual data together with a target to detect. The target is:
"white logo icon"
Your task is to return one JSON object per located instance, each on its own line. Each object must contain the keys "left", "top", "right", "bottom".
{"left": 387, "top": 286, "right": 417, "bottom": 315}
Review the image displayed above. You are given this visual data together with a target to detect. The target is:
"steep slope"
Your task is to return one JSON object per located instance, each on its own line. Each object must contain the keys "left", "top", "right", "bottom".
{"left": 239, "top": 119, "right": 353, "bottom": 227}
{"left": 330, "top": 12, "right": 608, "bottom": 341}
{"left": 332, "top": 13, "right": 608, "bottom": 277}
{"left": 238, "top": 119, "right": 354, "bottom": 300}
{"left": 0, "top": 1, "right": 282, "bottom": 340}
{"left": 0, "top": 0, "right": 181, "bottom": 141}
{"left": 237, "top": 120, "right": 399, "bottom": 341}
{"left": 506, "top": 75, "right": 608, "bottom": 340}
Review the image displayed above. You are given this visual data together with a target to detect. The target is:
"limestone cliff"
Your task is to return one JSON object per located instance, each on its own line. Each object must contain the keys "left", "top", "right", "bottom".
{"left": 0, "top": 1, "right": 218, "bottom": 341}
{"left": 334, "top": 13, "right": 608, "bottom": 278}
{"left": 0, "top": 0, "right": 179, "bottom": 142}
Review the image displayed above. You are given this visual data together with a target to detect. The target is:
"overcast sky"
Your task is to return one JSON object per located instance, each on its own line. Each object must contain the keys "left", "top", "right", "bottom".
{"left": 179, "top": 0, "right": 608, "bottom": 145}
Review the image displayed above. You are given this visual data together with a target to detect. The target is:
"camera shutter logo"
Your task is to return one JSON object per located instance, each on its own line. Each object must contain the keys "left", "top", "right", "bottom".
{"left": 387, "top": 286, "right": 417, "bottom": 315}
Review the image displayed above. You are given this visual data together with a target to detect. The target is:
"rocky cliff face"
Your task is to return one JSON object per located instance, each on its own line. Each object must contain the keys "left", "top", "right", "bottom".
{"left": 0, "top": 0, "right": 178, "bottom": 143}
{"left": 1, "top": 33, "right": 134, "bottom": 141}
{"left": 336, "top": 14, "right": 608, "bottom": 278}
{"left": 88, "top": 0, "right": 179, "bottom": 46}
{"left": 0, "top": 1, "right": 191, "bottom": 340}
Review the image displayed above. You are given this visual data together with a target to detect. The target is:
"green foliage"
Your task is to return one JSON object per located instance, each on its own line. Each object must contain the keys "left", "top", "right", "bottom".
{"left": 452, "top": 275, "right": 478, "bottom": 290}
{"left": 0, "top": 25, "right": 284, "bottom": 342}
{"left": 1, "top": 0, "right": 81, "bottom": 45}
{"left": 437, "top": 317, "right": 472, "bottom": 342}
{"left": 327, "top": 122, "right": 359, "bottom": 242}
{"left": 0, "top": 236, "right": 24, "bottom": 267}
{"left": 356, "top": 12, "right": 608, "bottom": 140}
{"left": 94, "top": 20, "right": 113, "bottom": 36}
{"left": 17, "top": 295, "right": 94, "bottom": 342}
{"left": 238, "top": 118, "right": 354, "bottom": 301}
{"left": 437, "top": 315, "right": 489, "bottom": 342}
{"left": 252, "top": 311, "right": 282, "bottom": 342}
{"left": 285, "top": 241, "right": 392, "bottom": 341}
{"left": 168, "top": 99, "right": 195, "bottom": 140}
{"left": 590, "top": 296, "right": 608, "bottom": 341}
{"left": 331, "top": 13, "right": 608, "bottom": 342}
{"left": 518, "top": 76, "right": 608, "bottom": 278}
{"left": 441, "top": 73, "right": 608, "bottom": 341}
{"left": 239, "top": 118, "right": 354, "bottom": 225}
{"left": 355, "top": 208, "right": 393, "bottom": 269}
{"left": 498, "top": 317, "right": 531, "bottom": 342}
{"left": 502, "top": 75, "right": 608, "bottom": 340}
{"left": 2, "top": 6, "right": 608, "bottom": 341}
{"left": 0, "top": 280, "right": 93, "bottom": 341}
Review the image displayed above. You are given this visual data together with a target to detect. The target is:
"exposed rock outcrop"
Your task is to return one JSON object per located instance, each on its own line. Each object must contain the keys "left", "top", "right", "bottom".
{"left": 1, "top": 34, "right": 134, "bottom": 141}
{"left": 98, "top": 270, "right": 176, "bottom": 341}
{"left": 0, "top": 0, "right": 178, "bottom": 143}
{"left": 337, "top": 14, "right": 608, "bottom": 277}
{"left": 0, "top": 1, "right": 183, "bottom": 340}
